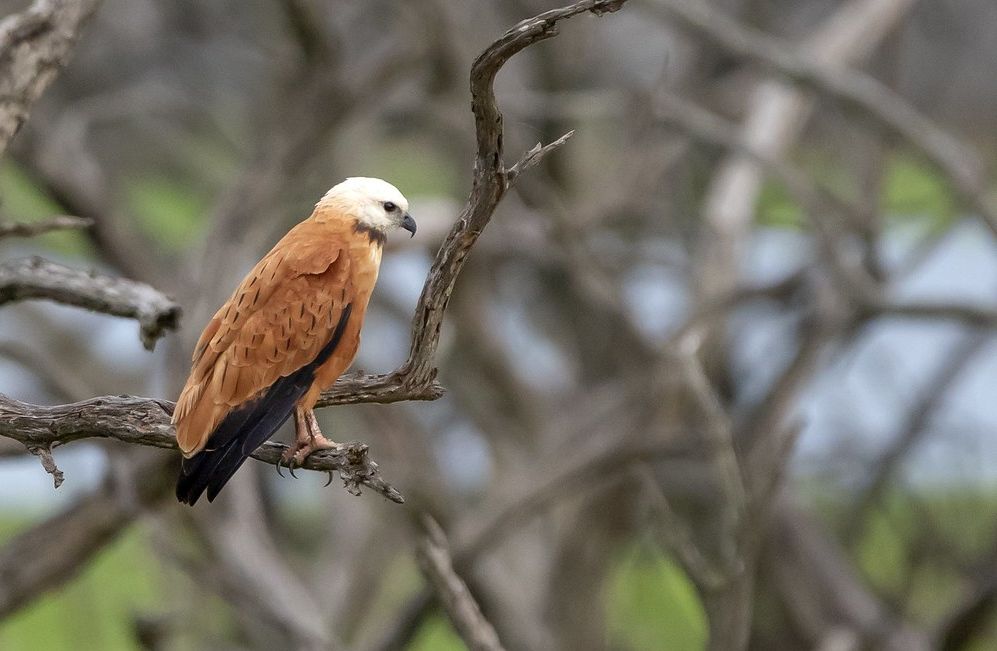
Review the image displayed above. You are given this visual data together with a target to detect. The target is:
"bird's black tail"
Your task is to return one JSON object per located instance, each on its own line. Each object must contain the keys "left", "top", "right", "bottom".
{"left": 176, "top": 304, "right": 352, "bottom": 505}
{"left": 175, "top": 369, "right": 311, "bottom": 505}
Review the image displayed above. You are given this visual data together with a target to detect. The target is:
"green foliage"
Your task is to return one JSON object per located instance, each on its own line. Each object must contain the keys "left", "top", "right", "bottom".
{"left": 854, "top": 504, "right": 910, "bottom": 596}
{"left": 755, "top": 151, "right": 958, "bottom": 230}
{"left": 409, "top": 615, "right": 467, "bottom": 651}
{"left": 849, "top": 489, "right": 997, "bottom": 626}
{"left": 0, "top": 163, "right": 210, "bottom": 258}
{"left": 123, "top": 177, "right": 207, "bottom": 253}
{"left": 362, "top": 138, "right": 460, "bottom": 197}
{"left": 606, "top": 546, "right": 707, "bottom": 651}
{"left": 757, "top": 179, "right": 804, "bottom": 228}
{"left": 0, "top": 164, "right": 60, "bottom": 220}
{"left": 0, "top": 517, "right": 162, "bottom": 651}
{"left": 882, "top": 154, "right": 958, "bottom": 222}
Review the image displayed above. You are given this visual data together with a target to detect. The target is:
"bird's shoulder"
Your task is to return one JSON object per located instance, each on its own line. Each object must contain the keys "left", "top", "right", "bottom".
{"left": 188, "top": 221, "right": 358, "bottom": 366}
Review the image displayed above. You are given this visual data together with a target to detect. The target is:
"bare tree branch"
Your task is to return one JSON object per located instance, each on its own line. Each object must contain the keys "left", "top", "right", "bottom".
{"left": 0, "top": 215, "right": 92, "bottom": 239}
{"left": 0, "top": 0, "right": 102, "bottom": 157}
{"left": 867, "top": 300, "right": 997, "bottom": 330}
{"left": 386, "top": 0, "right": 628, "bottom": 396}
{"left": 315, "top": 370, "right": 444, "bottom": 408}
{"left": 417, "top": 515, "right": 507, "bottom": 651}
{"left": 0, "top": 256, "right": 180, "bottom": 350}
{"left": 844, "top": 332, "right": 990, "bottom": 541}
{"left": 0, "top": 394, "right": 404, "bottom": 503}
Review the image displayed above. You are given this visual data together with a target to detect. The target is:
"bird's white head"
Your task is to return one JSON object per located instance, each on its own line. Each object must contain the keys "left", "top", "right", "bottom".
{"left": 317, "top": 177, "right": 416, "bottom": 241}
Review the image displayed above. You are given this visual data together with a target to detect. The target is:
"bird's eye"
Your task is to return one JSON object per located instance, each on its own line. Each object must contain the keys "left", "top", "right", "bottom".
{"left": 383, "top": 201, "right": 397, "bottom": 212}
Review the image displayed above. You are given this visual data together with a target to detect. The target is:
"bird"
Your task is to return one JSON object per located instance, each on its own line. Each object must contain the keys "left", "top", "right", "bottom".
{"left": 173, "top": 177, "right": 416, "bottom": 505}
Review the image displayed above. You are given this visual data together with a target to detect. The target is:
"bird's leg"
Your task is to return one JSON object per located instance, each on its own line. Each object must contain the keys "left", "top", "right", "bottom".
{"left": 305, "top": 410, "right": 339, "bottom": 450}
{"left": 305, "top": 409, "right": 341, "bottom": 487}
{"left": 278, "top": 408, "right": 314, "bottom": 477}
{"left": 280, "top": 407, "right": 339, "bottom": 471}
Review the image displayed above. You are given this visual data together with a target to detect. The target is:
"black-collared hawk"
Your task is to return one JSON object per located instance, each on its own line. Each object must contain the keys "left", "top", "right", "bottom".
{"left": 173, "top": 177, "right": 416, "bottom": 505}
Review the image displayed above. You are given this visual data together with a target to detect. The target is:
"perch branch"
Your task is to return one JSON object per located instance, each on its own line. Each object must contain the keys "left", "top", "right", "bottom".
{"left": 0, "top": 256, "right": 180, "bottom": 350}
{"left": 0, "top": 394, "right": 404, "bottom": 503}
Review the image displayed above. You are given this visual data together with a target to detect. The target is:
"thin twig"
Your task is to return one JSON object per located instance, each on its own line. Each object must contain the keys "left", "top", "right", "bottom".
{"left": 0, "top": 215, "right": 93, "bottom": 239}
{"left": 506, "top": 130, "right": 575, "bottom": 183}
{"left": 416, "top": 515, "right": 507, "bottom": 651}
{"left": 25, "top": 444, "right": 62, "bottom": 488}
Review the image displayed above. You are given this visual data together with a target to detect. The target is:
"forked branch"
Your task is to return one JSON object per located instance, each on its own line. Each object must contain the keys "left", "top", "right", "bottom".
{"left": 0, "top": 0, "right": 632, "bottom": 498}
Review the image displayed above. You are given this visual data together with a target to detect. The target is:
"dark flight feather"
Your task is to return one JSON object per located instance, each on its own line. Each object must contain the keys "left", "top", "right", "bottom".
{"left": 176, "top": 304, "right": 352, "bottom": 505}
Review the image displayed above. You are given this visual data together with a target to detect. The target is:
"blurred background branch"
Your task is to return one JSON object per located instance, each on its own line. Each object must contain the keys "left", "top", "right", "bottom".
{"left": 0, "top": 0, "right": 101, "bottom": 156}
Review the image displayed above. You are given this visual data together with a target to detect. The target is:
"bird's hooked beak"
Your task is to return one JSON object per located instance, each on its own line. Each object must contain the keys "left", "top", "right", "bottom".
{"left": 401, "top": 213, "right": 417, "bottom": 238}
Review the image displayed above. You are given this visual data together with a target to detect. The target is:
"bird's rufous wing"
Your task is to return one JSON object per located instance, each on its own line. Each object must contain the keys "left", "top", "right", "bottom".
{"left": 173, "top": 233, "right": 354, "bottom": 457}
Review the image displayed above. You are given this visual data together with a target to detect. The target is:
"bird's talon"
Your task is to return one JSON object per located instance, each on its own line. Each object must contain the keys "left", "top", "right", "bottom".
{"left": 275, "top": 457, "right": 285, "bottom": 478}
{"left": 324, "top": 471, "right": 334, "bottom": 488}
